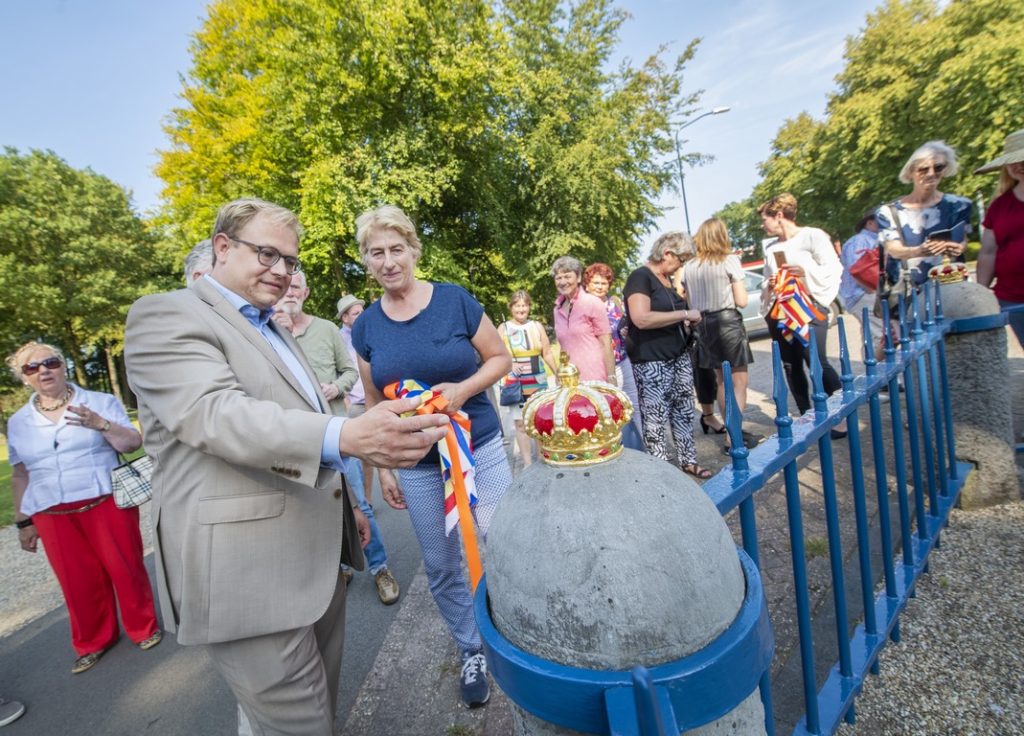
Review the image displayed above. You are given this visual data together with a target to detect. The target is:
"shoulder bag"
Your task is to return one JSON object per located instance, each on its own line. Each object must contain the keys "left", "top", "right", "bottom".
{"left": 111, "top": 454, "right": 154, "bottom": 508}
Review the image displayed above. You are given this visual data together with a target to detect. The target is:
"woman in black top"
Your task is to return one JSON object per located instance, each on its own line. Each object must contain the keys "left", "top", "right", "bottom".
{"left": 624, "top": 232, "right": 711, "bottom": 480}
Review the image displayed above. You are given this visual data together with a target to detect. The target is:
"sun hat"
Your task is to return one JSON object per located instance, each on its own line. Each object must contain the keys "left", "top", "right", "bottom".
{"left": 335, "top": 294, "right": 365, "bottom": 319}
{"left": 975, "top": 129, "right": 1024, "bottom": 174}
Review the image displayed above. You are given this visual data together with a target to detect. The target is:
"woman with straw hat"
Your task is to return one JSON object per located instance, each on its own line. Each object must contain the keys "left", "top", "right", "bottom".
{"left": 976, "top": 128, "right": 1024, "bottom": 347}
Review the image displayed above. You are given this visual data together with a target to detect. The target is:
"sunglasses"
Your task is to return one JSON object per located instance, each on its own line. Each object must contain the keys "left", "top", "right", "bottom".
{"left": 916, "top": 163, "right": 947, "bottom": 175}
{"left": 22, "top": 357, "right": 63, "bottom": 376}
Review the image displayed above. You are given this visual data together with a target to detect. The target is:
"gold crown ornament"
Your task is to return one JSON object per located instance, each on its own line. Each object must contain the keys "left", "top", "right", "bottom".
{"left": 523, "top": 353, "right": 633, "bottom": 466}
{"left": 928, "top": 255, "right": 969, "bottom": 285}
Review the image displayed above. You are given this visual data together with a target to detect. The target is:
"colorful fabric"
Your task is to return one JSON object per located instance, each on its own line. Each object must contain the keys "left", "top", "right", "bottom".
{"left": 603, "top": 297, "right": 627, "bottom": 363}
{"left": 770, "top": 268, "right": 825, "bottom": 346}
{"left": 384, "top": 379, "right": 478, "bottom": 534}
{"left": 501, "top": 320, "right": 548, "bottom": 400}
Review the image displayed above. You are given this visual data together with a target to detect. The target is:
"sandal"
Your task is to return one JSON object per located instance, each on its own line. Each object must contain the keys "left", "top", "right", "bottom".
{"left": 138, "top": 630, "right": 163, "bottom": 651}
{"left": 71, "top": 647, "right": 110, "bottom": 674}
{"left": 682, "top": 463, "right": 713, "bottom": 480}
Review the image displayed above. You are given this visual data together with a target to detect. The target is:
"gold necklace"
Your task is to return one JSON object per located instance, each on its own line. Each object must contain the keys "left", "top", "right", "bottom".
{"left": 34, "top": 386, "right": 73, "bottom": 412}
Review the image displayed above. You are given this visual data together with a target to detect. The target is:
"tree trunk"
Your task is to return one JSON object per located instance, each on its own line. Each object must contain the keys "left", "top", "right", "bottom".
{"left": 65, "top": 326, "right": 88, "bottom": 388}
{"left": 104, "top": 343, "right": 124, "bottom": 403}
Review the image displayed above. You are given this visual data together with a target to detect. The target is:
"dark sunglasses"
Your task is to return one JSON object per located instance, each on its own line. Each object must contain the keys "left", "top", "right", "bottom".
{"left": 22, "top": 357, "right": 63, "bottom": 376}
{"left": 916, "top": 163, "right": 947, "bottom": 175}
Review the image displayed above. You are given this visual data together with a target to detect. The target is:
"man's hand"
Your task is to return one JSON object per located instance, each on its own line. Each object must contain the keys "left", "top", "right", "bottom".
{"left": 321, "top": 383, "right": 341, "bottom": 402}
{"left": 379, "top": 469, "right": 406, "bottom": 510}
{"left": 272, "top": 312, "right": 294, "bottom": 330}
{"left": 352, "top": 506, "right": 371, "bottom": 548}
{"left": 340, "top": 397, "right": 448, "bottom": 468}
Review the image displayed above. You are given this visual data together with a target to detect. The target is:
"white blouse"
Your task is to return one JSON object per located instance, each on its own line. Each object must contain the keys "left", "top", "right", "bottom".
{"left": 761, "top": 227, "right": 843, "bottom": 313}
{"left": 7, "top": 385, "right": 132, "bottom": 516}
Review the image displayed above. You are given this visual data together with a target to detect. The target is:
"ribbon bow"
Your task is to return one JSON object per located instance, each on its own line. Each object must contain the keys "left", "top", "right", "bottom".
{"left": 384, "top": 379, "right": 483, "bottom": 591}
{"left": 770, "top": 267, "right": 825, "bottom": 346}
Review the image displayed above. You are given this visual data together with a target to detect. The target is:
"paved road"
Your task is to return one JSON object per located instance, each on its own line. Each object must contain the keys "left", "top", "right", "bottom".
{"left": 0, "top": 488, "right": 426, "bottom": 735}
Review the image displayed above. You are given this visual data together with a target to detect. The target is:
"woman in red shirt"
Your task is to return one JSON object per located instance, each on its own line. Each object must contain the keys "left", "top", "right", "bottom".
{"left": 976, "top": 128, "right": 1024, "bottom": 348}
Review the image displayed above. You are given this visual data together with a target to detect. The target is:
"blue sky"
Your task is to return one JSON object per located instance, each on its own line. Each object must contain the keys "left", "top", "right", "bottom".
{"left": 1, "top": 0, "right": 882, "bottom": 249}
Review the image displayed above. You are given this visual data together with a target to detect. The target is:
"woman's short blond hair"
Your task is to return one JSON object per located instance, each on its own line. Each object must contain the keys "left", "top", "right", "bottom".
{"left": 649, "top": 231, "right": 694, "bottom": 263}
{"left": 899, "top": 140, "right": 960, "bottom": 184}
{"left": 693, "top": 218, "right": 732, "bottom": 263}
{"left": 354, "top": 205, "right": 424, "bottom": 266}
{"left": 757, "top": 193, "right": 798, "bottom": 221}
{"left": 6, "top": 341, "right": 66, "bottom": 381}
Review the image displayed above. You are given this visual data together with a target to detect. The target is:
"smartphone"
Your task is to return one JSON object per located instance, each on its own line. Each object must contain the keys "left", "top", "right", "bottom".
{"left": 927, "top": 228, "right": 952, "bottom": 242}
{"left": 773, "top": 251, "right": 788, "bottom": 269}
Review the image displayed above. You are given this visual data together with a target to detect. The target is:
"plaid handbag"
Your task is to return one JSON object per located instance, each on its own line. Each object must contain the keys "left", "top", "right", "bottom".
{"left": 111, "top": 455, "right": 154, "bottom": 509}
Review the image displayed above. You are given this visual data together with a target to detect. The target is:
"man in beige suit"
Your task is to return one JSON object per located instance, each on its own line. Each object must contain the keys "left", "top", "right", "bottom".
{"left": 124, "top": 199, "right": 447, "bottom": 735}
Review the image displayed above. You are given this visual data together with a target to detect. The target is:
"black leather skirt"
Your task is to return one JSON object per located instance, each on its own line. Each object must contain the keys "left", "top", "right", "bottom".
{"left": 697, "top": 308, "right": 754, "bottom": 370}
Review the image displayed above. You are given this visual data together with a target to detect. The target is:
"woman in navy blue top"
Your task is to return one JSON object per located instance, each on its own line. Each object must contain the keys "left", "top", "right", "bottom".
{"left": 351, "top": 205, "right": 511, "bottom": 709}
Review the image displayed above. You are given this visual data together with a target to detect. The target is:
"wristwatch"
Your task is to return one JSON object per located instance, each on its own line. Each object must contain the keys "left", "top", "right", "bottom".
{"left": 100, "top": 420, "right": 111, "bottom": 432}
{"left": 15, "top": 518, "right": 34, "bottom": 530}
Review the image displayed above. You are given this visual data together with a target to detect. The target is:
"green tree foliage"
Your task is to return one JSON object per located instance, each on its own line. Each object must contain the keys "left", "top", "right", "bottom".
{"left": 724, "top": 0, "right": 1024, "bottom": 241}
{"left": 0, "top": 148, "right": 174, "bottom": 396}
{"left": 157, "top": 0, "right": 696, "bottom": 318}
{"left": 716, "top": 197, "right": 765, "bottom": 262}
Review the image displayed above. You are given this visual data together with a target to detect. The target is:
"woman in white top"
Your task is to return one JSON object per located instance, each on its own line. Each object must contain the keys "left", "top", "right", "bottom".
{"left": 683, "top": 218, "right": 754, "bottom": 440}
{"left": 758, "top": 194, "right": 845, "bottom": 433}
{"left": 6, "top": 341, "right": 162, "bottom": 674}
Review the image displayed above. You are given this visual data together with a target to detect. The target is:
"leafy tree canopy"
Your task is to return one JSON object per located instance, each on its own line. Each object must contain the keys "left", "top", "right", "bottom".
{"left": 718, "top": 0, "right": 1024, "bottom": 244}
{"left": 157, "top": 0, "right": 701, "bottom": 318}
{"left": 0, "top": 148, "right": 176, "bottom": 390}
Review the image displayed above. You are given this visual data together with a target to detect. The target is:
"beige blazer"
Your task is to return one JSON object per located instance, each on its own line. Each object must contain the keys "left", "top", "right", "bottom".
{"left": 124, "top": 278, "right": 363, "bottom": 646}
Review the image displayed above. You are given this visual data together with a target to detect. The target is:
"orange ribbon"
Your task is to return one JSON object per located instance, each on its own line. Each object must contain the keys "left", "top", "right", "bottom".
{"left": 384, "top": 383, "right": 484, "bottom": 592}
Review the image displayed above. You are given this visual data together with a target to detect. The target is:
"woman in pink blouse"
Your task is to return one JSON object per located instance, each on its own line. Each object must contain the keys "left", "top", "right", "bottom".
{"left": 550, "top": 256, "right": 614, "bottom": 382}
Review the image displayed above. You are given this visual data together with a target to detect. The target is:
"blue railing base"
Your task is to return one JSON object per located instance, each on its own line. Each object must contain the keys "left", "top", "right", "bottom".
{"left": 792, "top": 460, "right": 970, "bottom": 736}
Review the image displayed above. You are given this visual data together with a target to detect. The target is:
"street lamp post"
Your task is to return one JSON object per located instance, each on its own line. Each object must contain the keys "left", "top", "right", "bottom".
{"left": 672, "top": 106, "right": 730, "bottom": 233}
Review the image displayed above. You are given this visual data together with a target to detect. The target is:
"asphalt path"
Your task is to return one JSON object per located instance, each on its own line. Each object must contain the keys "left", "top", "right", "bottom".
{"left": 0, "top": 483, "right": 424, "bottom": 735}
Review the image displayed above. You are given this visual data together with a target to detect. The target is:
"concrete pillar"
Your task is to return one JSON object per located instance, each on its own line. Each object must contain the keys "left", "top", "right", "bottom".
{"left": 486, "top": 449, "right": 766, "bottom": 734}
{"left": 939, "top": 280, "right": 1020, "bottom": 507}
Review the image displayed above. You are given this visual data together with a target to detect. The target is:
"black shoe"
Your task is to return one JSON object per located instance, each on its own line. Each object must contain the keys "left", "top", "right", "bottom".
{"left": 460, "top": 651, "right": 490, "bottom": 708}
{"left": 830, "top": 429, "right": 848, "bottom": 440}
{"left": 699, "top": 413, "right": 726, "bottom": 435}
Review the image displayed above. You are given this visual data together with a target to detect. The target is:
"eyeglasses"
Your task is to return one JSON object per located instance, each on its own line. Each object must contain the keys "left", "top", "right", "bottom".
{"left": 916, "top": 163, "right": 947, "bottom": 175}
{"left": 22, "top": 357, "right": 63, "bottom": 376}
{"left": 229, "top": 237, "right": 303, "bottom": 274}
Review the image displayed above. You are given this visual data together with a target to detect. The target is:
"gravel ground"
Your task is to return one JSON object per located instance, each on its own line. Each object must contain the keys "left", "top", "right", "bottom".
{"left": 837, "top": 499, "right": 1024, "bottom": 736}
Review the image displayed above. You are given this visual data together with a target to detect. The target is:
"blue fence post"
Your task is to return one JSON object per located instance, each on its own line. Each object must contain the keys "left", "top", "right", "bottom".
{"left": 909, "top": 289, "right": 941, "bottom": 523}
{"left": 897, "top": 296, "right": 929, "bottom": 555}
{"left": 808, "top": 330, "right": 855, "bottom": 724}
{"left": 836, "top": 318, "right": 879, "bottom": 666}
{"left": 922, "top": 283, "right": 950, "bottom": 497}
{"left": 931, "top": 283, "right": 959, "bottom": 484}
{"left": 772, "top": 342, "right": 821, "bottom": 734}
{"left": 723, "top": 361, "right": 775, "bottom": 736}
{"left": 879, "top": 303, "right": 914, "bottom": 597}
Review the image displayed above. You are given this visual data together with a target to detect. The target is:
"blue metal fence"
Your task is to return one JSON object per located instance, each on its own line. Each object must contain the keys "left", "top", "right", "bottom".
{"left": 477, "top": 282, "right": 1015, "bottom": 735}
{"left": 704, "top": 279, "right": 979, "bottom": 735}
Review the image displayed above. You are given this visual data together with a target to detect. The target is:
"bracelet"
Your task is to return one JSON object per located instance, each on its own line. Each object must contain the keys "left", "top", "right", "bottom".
{"left": 15, "top": 518, "right": 34, "bottom": 530}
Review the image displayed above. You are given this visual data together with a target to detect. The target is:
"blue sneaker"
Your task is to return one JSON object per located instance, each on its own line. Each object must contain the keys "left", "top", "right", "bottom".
{"left": 459, "top": 651, "right": 490, "bottom": 708}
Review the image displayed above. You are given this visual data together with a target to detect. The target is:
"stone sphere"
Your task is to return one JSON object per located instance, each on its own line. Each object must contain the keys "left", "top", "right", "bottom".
{"left": 486, "top": 448, "right": 744, "bottom": 670}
